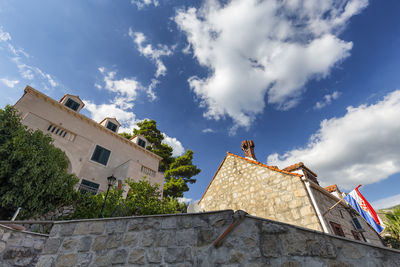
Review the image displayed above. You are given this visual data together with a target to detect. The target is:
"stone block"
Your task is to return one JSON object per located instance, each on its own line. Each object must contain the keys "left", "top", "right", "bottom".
{"left": 141, "top": 218, "right": 161, "bottom": 230}
{"left": 42, "top": 238, "right": 62, "bottom": 254}
{"left": 140, "top": 230, "right": 155, "bottom": 247}
{"left": 176, "top": 229, "right": 197, "bottom": 246}
{"left": 33, "top": 239, "right": 45, "bottom": 251}
{"left": 49, "top": 224, "right": 61, "bottom": 237}
{"left": 59, "top": 223, "right": 76, "bottom": 237}
{"left": 78, "top": 236, "right": 92, "bottom": 252}
{"left": 94, "top": 251, "right": 112, "bottom": 266}
{"left": 146, "top": 248, "right": 163, "bottom": 263}
{"left": 92, "top": 235, "right": 108, "bottom": 251}
{"left": 128, "top": 248, "right": 145, "bottom": 264}
{"left": 61, "top": 237, "right": 78, "bottom": 252}
{"left": 56, "top": 253, "right": 77, "bottom": 267}
{"left": 197, "top": 229, "right": 215, "bottom": 246}
{"left": 107, "top": 233, "right": 124, "bottom": 248}
{"left": 73, "top": 222, "right": 90, "bottom": 235}
{"left": 105, "top": 220, "right": 127, "bottom": 233}
{"left": 77, "top": 253, "right": 93, "bottom": 267}
{"left": 261, "top": 222, "right": 288, "bottom": 234}
{"left": 89, "top": 222, "right": 105, "bottom": 234}
{"left": 35, "top": 255, "right": 55, "bottom": 267}
{"left": 112, "top": 249, "right": 128, "bottom": 264}
{"left": 127, "top": 218, "right": 144, "bottom": 231}
{"left": 0, "top": 240, "right": 6, "bottom": 253}
{"left": 165, "top": 248, "right": 185, "bottom": 263}
{"left": 161, "top": 217, "right": 177, "bottom": 229}
{"left": 124, "top": 232, "right": 139, "bottom": 247}
{"left": 261, "top": 234, "right": 281, "bottom": 257}
{"left": 156, "top": 230, "right": 176, "bottom": 247}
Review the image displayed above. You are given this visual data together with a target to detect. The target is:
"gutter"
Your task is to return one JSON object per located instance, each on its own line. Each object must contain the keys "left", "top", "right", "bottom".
{"left": 302, "top": 177, "right": 330, "bottom": 233}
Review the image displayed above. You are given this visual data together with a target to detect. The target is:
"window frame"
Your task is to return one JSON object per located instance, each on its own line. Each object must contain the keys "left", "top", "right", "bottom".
{"left": 78, "top": 179, "right": 100, "bottom": 195}
{"left": 65, "top": 98, "right": 80, "bottom": 111}
{"left": 90, "top": 145, "right": 111, "bottom": 166}
{"left": 106, "top": 121, "right": 118, "bottom": 132}
{"left": 329, "top": 221, "right": 345, "bottom": 237}
{"left": 138, "top": 138, "right": 146, "bottom": 148}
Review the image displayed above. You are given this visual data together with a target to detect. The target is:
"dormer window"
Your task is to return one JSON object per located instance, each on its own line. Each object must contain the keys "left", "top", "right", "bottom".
{"left": 99, "top": 117, "right": 120, "bottom": 133}
{"left": 65, "top": 98, "right": 80, "bottom": 111}
{"left": 138, "top": 138, "right": 146, "bottom": 148}
{"left": 106, "top": 121, "right": 118, "bottom": 132}
{"left": 59, "top": 94, "right": 85, "bottom": 112}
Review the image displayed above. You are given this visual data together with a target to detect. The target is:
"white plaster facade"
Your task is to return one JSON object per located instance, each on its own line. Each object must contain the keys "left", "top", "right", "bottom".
{"left": 14, "top": 86, "right": 164, "bottom": 194}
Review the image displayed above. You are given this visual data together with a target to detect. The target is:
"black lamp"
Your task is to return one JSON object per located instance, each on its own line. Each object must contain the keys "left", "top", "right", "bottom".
{"left": 99, "top": 174, "right": 117, "bottom": 218}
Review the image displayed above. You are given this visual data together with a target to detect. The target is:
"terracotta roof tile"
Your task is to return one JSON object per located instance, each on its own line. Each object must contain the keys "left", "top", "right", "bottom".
{"left": 324, "top": 184, "right": 338, "bottom": 193}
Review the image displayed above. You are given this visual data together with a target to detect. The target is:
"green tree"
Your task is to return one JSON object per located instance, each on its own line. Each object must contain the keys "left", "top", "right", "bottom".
{"left": 164, "top": 150, "right": 201, "bottom": 197}
{"left": 71, "top": 178, "right": 186, "bottom": 219}
{"left": 120, "top": 119, "right": 201, "bottom": 197}
{"left": 383, "top": 207, "right": 400, "bottom": 249}
{"left": 119, "top": 132, "right": 133, "bottom": 140}
{"left": 0, "top": 105, "right": 78, "bottom": 219}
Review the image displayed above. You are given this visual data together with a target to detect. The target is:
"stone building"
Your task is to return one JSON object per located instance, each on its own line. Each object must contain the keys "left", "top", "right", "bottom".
{"left": 13, "top": 86, "right": 164, "bottom": 194}
{"left": 199, "top": 140, "right": 383, "bottom": 246}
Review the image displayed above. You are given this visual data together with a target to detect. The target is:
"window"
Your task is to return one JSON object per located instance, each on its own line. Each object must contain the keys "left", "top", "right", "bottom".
{"left": 79, "top": 179, "right": 99, "bottom": 195}
{"left": 65, "top": 98, "right": 80, "bottom": 111}
{"left": 138, "top": 138, "right": 146, "bottom": 148}
{"left": 330, "top": 221, "right": 345, "bottom": 237}
{"left": 91, "top": 145, "right": 111, "bottom": 166}
{"left": 351, "top": 217, "right": 363, "bottom": 231}
{"left": 351, "top": 230, "right": 361, "bottom": 241}
{"left": 106, "top": 121, "right": 118, "bottom": 132}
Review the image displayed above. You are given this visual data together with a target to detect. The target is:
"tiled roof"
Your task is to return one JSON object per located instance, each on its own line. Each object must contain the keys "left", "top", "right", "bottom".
{"left": 324, "top": 184, "right": 338, "bottom": 193}
{"left": 228, "top": 153, "right": 302, "bottom": 177}
{"left": 282, "top": 162, "right": 318, "bottom": 177}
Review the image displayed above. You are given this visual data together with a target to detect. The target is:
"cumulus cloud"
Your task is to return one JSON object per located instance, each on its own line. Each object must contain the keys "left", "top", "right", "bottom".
{"left": 0, "top": 78, "right": 19, "bottom": 88}
{"left": 175, "top": 0, "right": 367, "bottom": 131}
{"left": 372, "top": 194, "right": 400, "bottom": 210}
{"left": 162, "top": 133, "right": 185, "bottom": 157}
{"left": 267, "top": 90, "right": 400, "bottom": 190}
{"left": 314, "top": 91, "right": 341, "bottom": 109}
{"left": 84, "top": 100, "right": 138, "bottom": 133}
{"left": 128, "top": 28, "right": 173, "bottom": 78}
{"left": 131, "top": 0, "right": 159, "bottom": 9}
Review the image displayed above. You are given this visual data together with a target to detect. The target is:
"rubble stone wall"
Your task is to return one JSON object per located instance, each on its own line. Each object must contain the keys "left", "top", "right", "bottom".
{"left": 199, "top": 154, "right": 322, "bottom": 231}
{"left": 35, "top": 210, "right": 400, "bottom": 266}
{"left": 0, "top": 224, "right": 48, "bottom": 266}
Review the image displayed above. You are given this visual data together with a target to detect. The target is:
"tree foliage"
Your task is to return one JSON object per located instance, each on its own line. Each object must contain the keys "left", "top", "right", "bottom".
{"left": 383, "top": 207, "right": 400, "bottom": 249}
{"left": 120, "top": 119, "right": 201, "bottom": 197}
{"left": 71, "top": 178, "right": 186, "bottom": 219}
{"left": 0, "top": 105, "right": 78, "bottom": 219}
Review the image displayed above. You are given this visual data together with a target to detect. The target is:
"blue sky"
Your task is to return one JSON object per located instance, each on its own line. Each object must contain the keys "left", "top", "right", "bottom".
{"left": 1, "top": 0, "right": 400, "bottom": 209}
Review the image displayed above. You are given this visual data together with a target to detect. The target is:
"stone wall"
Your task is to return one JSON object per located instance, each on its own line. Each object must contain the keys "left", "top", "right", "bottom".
{"left": 0, "top": 224, "right": 48, "bottom": 266}
{"left": 311, "top": 186, "right": 383, "bottom": 246}
{"left": 35, "top": 210, "right": 400, "bottom": 266}
{"left": 199, "top": 154, "right": 322, "bottom": 231}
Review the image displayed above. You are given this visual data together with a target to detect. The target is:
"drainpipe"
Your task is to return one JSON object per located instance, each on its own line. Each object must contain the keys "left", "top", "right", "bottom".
{"left": 302, "top": 177, "right": 329, "bottom": 233}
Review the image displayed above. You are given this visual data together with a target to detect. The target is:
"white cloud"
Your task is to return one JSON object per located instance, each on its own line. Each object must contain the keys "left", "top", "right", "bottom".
{"left": 162, "top": 133, "right": 185, "bottom": 157}
{"left": 177, "top": 197, "right": 193, "bottom": 203}
{"left": 83, "top": 100, "right": 138, "bottom": 133}
{"left": 0, "top": 78, "right": 19, "bottom": 88}
{"left": 0, "top": 27, "right": 11, "bottom": 42}
{"left": 372, "top": 194, "right": 400, "bottom": 210}
{"left": 267, "top": 90, "right": 400, "bottom": 190}
{"left": 131, "top": 0, "right": 159, "bottom": 9}
{"left": 128, "top": 28, "right": 173, "bottom": 78}
{"left": 314, "top": 91, "right": 341, "bottom": 109}
{"left": 175, "top": 0, "right": 367, "bottom": 131}
{"left": 202, "top": 128, "right": 215, "bottom": 133}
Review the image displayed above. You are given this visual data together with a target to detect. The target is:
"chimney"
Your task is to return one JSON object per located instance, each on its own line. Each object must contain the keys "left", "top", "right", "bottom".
{"left": 241, "top": 140, "right": 256, "bottom": 161}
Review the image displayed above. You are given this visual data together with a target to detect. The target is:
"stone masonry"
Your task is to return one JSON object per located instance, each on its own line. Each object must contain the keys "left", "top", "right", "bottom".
{"left": 199, "top": 153, "right": 323, "bottom": 231}
{"left": 0, "top": 224, "right": 48, "bottom": 266}
{"left": 30, "top": 210, "right": 400, "bottom": 266}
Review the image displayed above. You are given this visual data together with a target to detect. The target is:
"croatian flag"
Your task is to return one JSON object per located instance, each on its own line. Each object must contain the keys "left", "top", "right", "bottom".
{"left": 344, "top": 185, "right": 385, "bottom": 233}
